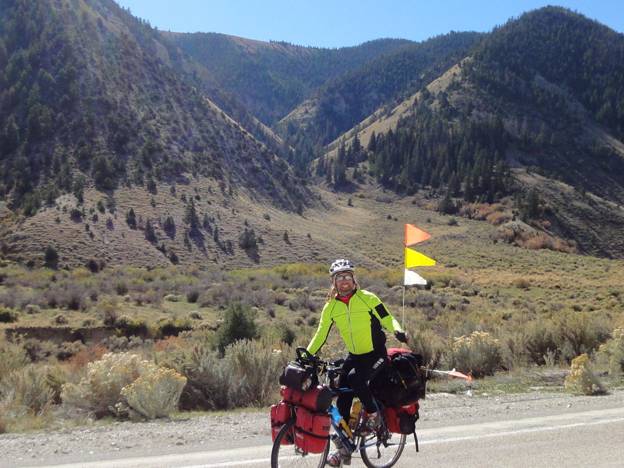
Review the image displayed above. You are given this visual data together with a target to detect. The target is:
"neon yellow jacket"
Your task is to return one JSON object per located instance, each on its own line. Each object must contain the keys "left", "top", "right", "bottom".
{"left": 307, "top": 289, "right": 403, "bottom": 356}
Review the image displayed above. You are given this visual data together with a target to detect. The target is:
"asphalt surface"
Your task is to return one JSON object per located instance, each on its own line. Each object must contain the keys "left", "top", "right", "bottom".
{"left": 10, "top": 405, "right": 624, "bottom": 468}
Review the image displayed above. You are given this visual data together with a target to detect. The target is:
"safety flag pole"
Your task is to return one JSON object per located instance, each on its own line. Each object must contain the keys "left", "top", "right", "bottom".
{"left": 402, "top": 285, "right": 406, "bottom": 328}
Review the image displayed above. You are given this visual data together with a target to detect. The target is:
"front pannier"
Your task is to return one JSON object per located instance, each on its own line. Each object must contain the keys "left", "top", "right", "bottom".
{"left": 280, "top": 385, "right": 333, "bottom": 413}
{"left": 294, "top": 406, "right": 331, "bottom": 454}
{"left": 270, "top": 401, "right": 293, "bottom": 444}
{"left": 370, "top": 348, "right": 426, "bottom": 407}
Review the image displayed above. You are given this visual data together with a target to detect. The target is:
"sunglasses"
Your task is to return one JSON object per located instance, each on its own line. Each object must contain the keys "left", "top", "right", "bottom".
{"left": 334, "top": 274, "right": 354, "bottom": 282}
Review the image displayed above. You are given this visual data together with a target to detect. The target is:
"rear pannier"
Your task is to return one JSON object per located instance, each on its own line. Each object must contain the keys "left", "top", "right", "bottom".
{"left": 384, "top": 403, "right": 419, "bottom": 434}
{"left": 294, "top": 406, "right": 331, "bottom": 454}
{"left": 370, "top": 348, "right": 426, "bottom": 407}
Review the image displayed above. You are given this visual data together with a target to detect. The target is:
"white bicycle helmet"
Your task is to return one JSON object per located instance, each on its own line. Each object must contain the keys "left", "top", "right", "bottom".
{"left": 329, "top": 258, "right": 354, "bottom": 276}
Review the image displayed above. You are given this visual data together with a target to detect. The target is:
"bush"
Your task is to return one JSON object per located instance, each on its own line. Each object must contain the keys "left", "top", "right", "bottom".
{"left": 119, "top": 367, "right": 186, "bottom": 419}
{"left": 158, "top": 318, "right": 192, "bottom": 338}
{"left": 115, "top": 316, "right": 149, "bottom": 337}
{"left": 596, "top": 328, "right": 624, "bottom": 375}
{"left": 61, "top": 352, "right": 183, "bottom": 419}
{"left": 216, "top": 303, "right": 258, "bottom": 353}
{"left": 44, "top": 246, "right": 59, "bottom": 269}
{"left": 0, "top": 307, "right": 18, "bottom": 323}
{"left": 186, "top": 289, "right": 200, "bottom": 303}
{"left": 158, "top": 339, "right": 288, "bottom": 410}
{"left": 447, "top": 331, "right": 502, "bottom": 377}
{"left": 0, "top": 365, "right": 55, "bottom": 417}
{"left": 63, "top": 351, "right": 144, "bottom": 417}
{"left": 238, "top": 228, "right": 258, "bottom": 251}
{"left": 564, "top": 354, "right": 604, "bottom": 395}
{"left": 0, "top": 339, "right": 29, "bottom": 379}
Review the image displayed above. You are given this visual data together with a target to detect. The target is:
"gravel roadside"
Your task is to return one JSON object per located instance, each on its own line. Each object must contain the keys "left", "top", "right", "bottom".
{"left": 2, "top": 389, "right": 624, "bottom": 467}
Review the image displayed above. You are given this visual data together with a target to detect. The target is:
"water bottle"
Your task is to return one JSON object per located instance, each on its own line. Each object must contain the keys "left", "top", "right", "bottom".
{"left": 329, "top": 406, "right": 355, "bottom": 453}
{"left": 349, "top": 400, "right": 362, "bottom": 430}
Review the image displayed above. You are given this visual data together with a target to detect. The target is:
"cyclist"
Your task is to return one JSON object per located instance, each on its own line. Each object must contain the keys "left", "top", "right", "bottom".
{"left": 306, "top": 259, "right": 408, "bottom": 466}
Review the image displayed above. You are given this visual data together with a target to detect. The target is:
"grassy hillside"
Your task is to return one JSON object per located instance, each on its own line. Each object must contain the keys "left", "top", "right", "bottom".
{"left": 277, "top": 32, "right": 483, "bottom": 154}
{"left": 0, "top": 0, "right": 307, "bottom": 216}
{"left": 319, "top": 7, "right": 624, "bottom": 257}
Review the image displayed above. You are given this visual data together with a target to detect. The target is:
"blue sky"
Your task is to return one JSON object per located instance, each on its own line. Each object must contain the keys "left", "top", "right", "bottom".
{"left": 115, "top": 1, "right": 623, "bottom": 48}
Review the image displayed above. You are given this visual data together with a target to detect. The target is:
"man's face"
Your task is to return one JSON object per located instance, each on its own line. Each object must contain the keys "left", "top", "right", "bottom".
{"left": 334, "top": 272, "right": 355, "bottom": 295}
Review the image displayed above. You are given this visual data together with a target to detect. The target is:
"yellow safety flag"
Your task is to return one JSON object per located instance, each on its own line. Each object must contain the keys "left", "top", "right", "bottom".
{"left": 405, "top": 247, "right": 436, "bottom": 268}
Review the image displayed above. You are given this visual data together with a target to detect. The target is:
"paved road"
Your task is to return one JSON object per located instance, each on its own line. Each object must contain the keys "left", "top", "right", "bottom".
{"left": 34, "top": 406, "right": 624, "bottom": 468}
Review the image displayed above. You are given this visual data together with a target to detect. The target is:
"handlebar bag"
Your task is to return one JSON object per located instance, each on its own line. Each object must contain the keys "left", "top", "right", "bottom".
{"left": 279, "top": 361, "right": 317, "bottom": 391}
{"left": 294, "top": 406, "right": 331, "bottom": 454}
{"left": 280, "top": 385, "right": 333, "bottom": 413}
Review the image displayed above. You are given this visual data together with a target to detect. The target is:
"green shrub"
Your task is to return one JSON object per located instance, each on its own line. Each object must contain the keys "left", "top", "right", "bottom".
{"left": 406, "top": 328, "right": 445, "bottom": 368}
{"left": 0, "top": 338, "right": 29, "bottom": 380}
{"left": 0, "top": 365, "right": 55, "bottom": 417}
{"left": 596, "top": 328, "right": 624, "bottom": 375}
{"left": 552, "top": 312, "right": 610, "bottom": 363}
{"left": 43, "top": 246, "right": 59, "bottom": 269}
{"left": 216, "top": 303, "right": 257, "bottom": 353}
{"left": 0, "top": 307, "right": 18, "bottom": 323}
{"left": 158, "top": 342, "right": 231, "bottom": 410}
{"left": 186, "top": 289, "right": 200, "bottom": 303}
{"left": 115, "top": 316, "right": 149, "bottom": 337}
{"left": 447, "top": 331, "right": 502, "bottom": 377}
{"left": 158, "top": 318, "right": 192, "bottom": 338}
{"left": 158, "top": 339, "right": 288, "bottom": 410}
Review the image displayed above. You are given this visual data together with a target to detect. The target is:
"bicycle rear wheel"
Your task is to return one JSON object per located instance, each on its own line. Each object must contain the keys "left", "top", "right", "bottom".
{"left": 359, "top": 431, "right": 406, "bottom": 468}
{"left": 270, "top": 419, "right": 330, "bottom": 468}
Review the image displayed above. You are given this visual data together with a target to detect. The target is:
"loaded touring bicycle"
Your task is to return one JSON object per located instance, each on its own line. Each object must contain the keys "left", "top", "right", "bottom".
{"left": 270, "top": 347, "right": 426, "bottom": 468}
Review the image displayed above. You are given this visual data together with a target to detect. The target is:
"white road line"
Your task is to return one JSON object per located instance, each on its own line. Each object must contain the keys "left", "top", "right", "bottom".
{"left": 38, "top": 407, "right": 624, "bottom": 468}
{"left": 418, "top": 416, "right": 624, "bottom": 446}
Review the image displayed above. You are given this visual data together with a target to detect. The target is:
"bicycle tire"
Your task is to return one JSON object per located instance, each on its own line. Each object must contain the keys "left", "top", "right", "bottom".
{"left": 360, "top": 432, "right": 407, "bottom": 468}
{"left": 270, "top": 419, "right": 330, "bottom": 468}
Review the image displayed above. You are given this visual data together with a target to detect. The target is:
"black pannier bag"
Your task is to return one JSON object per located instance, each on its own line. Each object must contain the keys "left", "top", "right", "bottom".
{"left": 370, "top": 348, "right": 426, "bottom": 407}
{"left": 279, "top": 360, "right": 318, "bottom": 392}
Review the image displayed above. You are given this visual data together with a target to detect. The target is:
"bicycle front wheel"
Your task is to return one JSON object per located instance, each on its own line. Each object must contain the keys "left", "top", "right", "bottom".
{"left": 271, "top": 419, "right": 330, "bottom": 468}
{"left": 360, "top": 431, "right": 406, "bottom": 468}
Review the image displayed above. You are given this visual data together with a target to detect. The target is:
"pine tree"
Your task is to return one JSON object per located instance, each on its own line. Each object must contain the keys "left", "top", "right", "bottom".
{"left": 126, "top": 208, "right": 137, "bottom": 229}
{"left": 144, "top": 219, "right": 157, "bottom": 243}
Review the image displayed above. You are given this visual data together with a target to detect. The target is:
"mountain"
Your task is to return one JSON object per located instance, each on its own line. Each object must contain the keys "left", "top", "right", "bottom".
{"left": 277, "top": 32, "right": 483, "bottom": 151}
{"left": 167, "top": 32, "right": 413, "bottom": 126}
{"left": 0, "top": 0, "right": 321, "bottom": 268}
{"left": 0, "top": 0, "right": 307, "bottom": 214}
{"left": 323, "top": 7, "right": 624, "bottom": 257}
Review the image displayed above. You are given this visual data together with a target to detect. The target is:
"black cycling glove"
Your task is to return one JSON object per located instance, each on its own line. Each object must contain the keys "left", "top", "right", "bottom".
{"left": 394, "top": 331, "right": 408, "bottom": 343}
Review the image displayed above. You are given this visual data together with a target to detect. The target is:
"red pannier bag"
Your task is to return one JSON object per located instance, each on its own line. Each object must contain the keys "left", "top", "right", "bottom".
{"left": 280, "top": 385, "right": 333, "bottom": 412}
{"left": 294, "top": 406, "right": 331, "bottom": 454}
{"left": 384, "top": 402, "right": 419, "bottom": 434}
{"left": 270, "top": 401, "right": 293, "bottom": 444}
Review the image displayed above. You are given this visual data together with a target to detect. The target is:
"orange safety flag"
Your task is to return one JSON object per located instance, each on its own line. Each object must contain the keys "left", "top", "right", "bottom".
{"left": 404, "top": 268, "right": 427, "bottom": 286}
{"left": 405, "top": 247, "right": 436, "bottom": 268}
{"left": 404, "top": 224, "right": 431, "bottom": 246}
